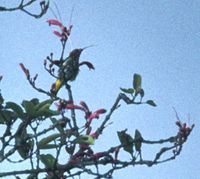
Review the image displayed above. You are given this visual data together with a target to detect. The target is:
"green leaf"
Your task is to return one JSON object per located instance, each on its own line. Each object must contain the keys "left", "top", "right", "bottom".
{"left": 134, "top": 129, "right": 143, "bottom": 152}
{"left": 38, "top": 144, "right": 58, "bottom": 150}
{"left": 133, "top": 73, "right": 142, "bottom": 90}
{"left": 30, "top": 98, "right": 39, "bottom": 105}
{"left": 5, "top": 102, "right": 24, "bottom": 118}
{"left": 74, "top": 135, "right": 95, "bottom": 145}
{"left": 34, "top": 99, "right": 59, "bottom": 118}
{"left": 15, "top": 136, "right": 34, "bottom": 159}
{"left": 38, "top": 133, "right": 61, "bottom": 149}
{"left": 0, "top": 112, "right": 5, "bottom": 124}
{"left": 0, "top": 110, "right": 16, "bottom": 124}
{"left": 36, "top": 108, "right": 59, "bottom": 118}
{"left": 117, "top": 130, "right": 134, "bottom": 155}
{"left": 40, "top": 154, "right": 56, "bottom": 169}
{"left": 15, "top": 128, "right": 34, "bottom": 159}
{"left": 21, "top": 100, "right": 36, "bottom": 117}
{"left": 135, "top": 88, "right": 144, "bottom": 98}
{"left": 146, "top": 100, "right": 157, "bottom": 107}
{"left": 120, "top": 88, "right": 135, "bottom": 94}
{"left": 35, "top": 99, "right": 54, "bottom": 111}
{"left": 50, "top": 118, "right": 65, "bottom": 133}
{"left": 17, "top": 148, "right": 28, "bottom": 159}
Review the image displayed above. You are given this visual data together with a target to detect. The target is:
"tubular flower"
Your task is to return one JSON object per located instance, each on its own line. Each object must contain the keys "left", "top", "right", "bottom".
{"left": 176, "top": 120, "right": 194, "bottom": 141}
{"left": 47, "top": 19, "right": 72, "bottom": 40}
{"left": 19, "top": 63, "right": 29, "bottom": 77}
{"left": 65, "top": 101, "right": 106, "bottom": 122}
{"left": 65, "top": 104, "right": 85, "bottom": 111}
{"left": 88, "top": 109, "right": 107, "bottom": 121}
{"left": 80, "top": 101, "right": 90, "bottom": 112}
{"left": 47, "top": 19, "right": 63, "bottom": 28}
{"left": 53, "top": 30, "right": 63, "bottom": 38}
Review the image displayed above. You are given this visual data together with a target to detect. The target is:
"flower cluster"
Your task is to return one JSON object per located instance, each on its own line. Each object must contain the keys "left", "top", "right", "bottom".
{"left": 56, "top": 100, "right": 106, "bottom": 124}
{"left": 47, "top": 19, "right": 72, "bottom": 40}
{"left": 67, "top": 101, "right": 106, "bottom": 121}
{"left": 176, "top": 120, "right": 194, "bottom": 142}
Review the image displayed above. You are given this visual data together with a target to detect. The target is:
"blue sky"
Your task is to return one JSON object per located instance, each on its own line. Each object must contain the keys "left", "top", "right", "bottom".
{"left": 0, "top": 0, "right": 200, "bottom": 178}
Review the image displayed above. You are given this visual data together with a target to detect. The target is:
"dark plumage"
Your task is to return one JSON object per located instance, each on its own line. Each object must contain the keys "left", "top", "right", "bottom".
{"left": 59, "top": 48, "right": 83, "bottom": 82}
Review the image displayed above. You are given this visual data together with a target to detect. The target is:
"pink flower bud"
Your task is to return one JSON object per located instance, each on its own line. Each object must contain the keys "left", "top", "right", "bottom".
{"left": 80, "top": 101, "right": 90, "bottom": 112}
{"left": 65, "top": 104, "right": 85, "bottom": 111}
{"left": 19, "top": 63, "right": 29, "bottom": 77}
{"left": 47, "top": 19, "right": 63, "bottom": 28}
{"left": 95, "top": 109, "right": 107, "bottom": 114}
{"left": 88, "top": 109, "right": 106, "bottom": 121}
{"left": 53, "top": 30, "right": 63, "bottom": 38}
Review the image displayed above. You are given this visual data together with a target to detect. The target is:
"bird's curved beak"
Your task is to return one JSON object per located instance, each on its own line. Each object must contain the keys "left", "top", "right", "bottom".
{"left": 82, "top": 44, "right": 96, "bottom": 50}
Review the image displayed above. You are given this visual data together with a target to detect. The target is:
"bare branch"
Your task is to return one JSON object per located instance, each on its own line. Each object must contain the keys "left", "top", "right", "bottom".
{"left": 0, "top": 0, "right": 49, "bottom": 19}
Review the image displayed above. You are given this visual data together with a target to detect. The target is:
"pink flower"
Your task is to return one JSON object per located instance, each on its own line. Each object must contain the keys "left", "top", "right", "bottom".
{"left": 79, "top": 101, "right": 90, "bottom": 112}
{"left": 47, "top": 19, "right": 73, "bottom": 40}
{"left": 65, "top": 104, "right": 85, "bottom": 111}
{"left": 176, "top": 121, "right": 194, "bottom": 131}
{"left": 88, "top": 109, "right": 107, "bottom": 121}
{"left": 176, "top": 120, "right": 195, "bottom": 140}
{"left": 19, "top": 63, "right": 29, "bottom": 77}
{"left": 53, "top": 30, "right": 63, "bottom": 38}
{"left": 47, "top": 19, "right": 64, "bottom": 28}
{"left": 65, "top": 101, "right": 106, "bottom": 123}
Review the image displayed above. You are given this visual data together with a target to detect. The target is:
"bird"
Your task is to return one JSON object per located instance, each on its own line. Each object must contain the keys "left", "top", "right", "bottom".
{"left": 51, "top": 48, "right": 85, "bottom": 95}
{"left": 50, "top": 47, "right": 95, "bottom": 95}
{"left": 59, "top": 48, "right": 83, "bottom": 83}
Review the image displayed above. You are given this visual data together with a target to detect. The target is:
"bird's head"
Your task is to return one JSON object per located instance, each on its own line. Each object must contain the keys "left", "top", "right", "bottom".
{"left": 69, "top": 48, "right": 83, "bottom": 59}
{"left": 69, "top": 45, "right": 94, "bottom": 59}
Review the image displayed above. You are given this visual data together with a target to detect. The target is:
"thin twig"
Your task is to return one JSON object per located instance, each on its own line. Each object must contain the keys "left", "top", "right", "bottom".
{"left": 0, "top": 0, "right": 49, "bottom": 19}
